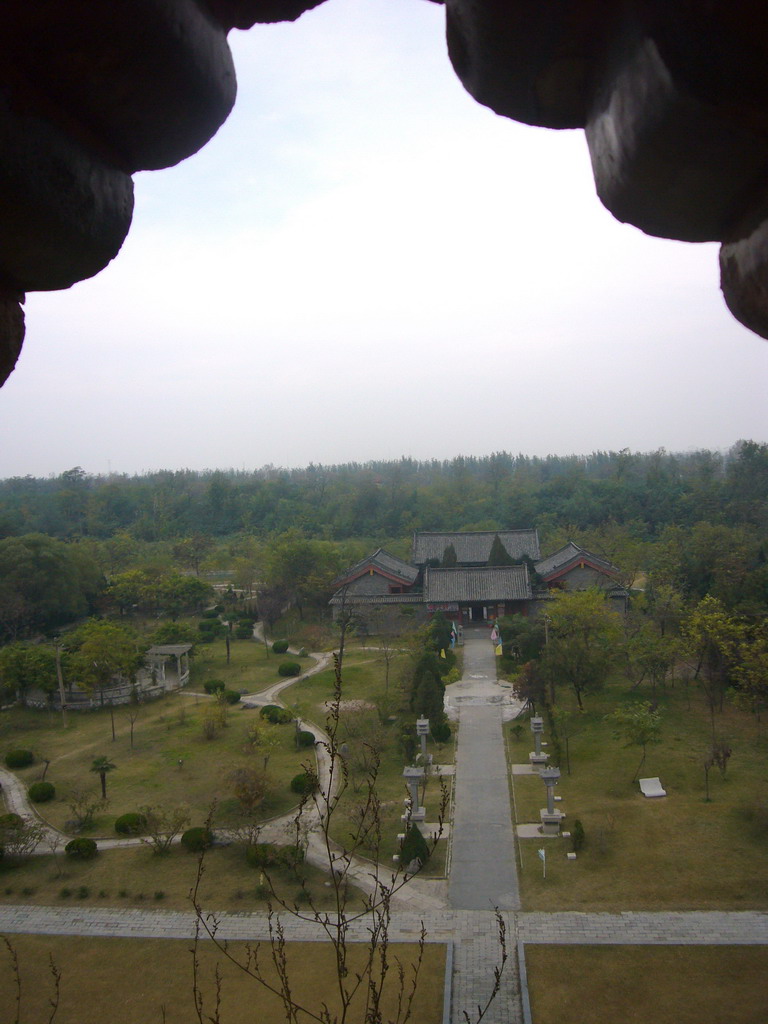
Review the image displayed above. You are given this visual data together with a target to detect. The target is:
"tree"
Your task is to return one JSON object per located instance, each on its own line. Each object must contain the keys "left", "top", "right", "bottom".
{"left": 66, "top": 619, "right": 142, "bottom": 739}
{"left": 66, "top": 788, "right": 105, "bottom": 832}
{"left": 90, "top": 756, "right": 116, "bottom": 800}
{"left": 608, "top": 701, "right": 662, "bottom": 782}
{"left": 682, "top": 596, "right": 746, "bottom": 734}
{"left": 0, "top": 814, "right": 46, "bottom": 863}
{"left": 0, "top": 644, "right": 57, "bottom": 705}
{"left": 542, "top": 590, "right": 622, "bottom": 709}
{"left": 441, "top": 543, "right": 458, "bottom": 567}
{"left": 487, "top": 534, "right": 514, "bottom": 566}
{"left": 139, "top": 804, "right": 191, "bottom": 855}
{"left": 172, "top": 535, "right": 214, "bottom": 577}
{"left": 263, "top": 530, "right": 342, "bottom": 619}
{"left": 228, "top": 765, "right": 270, "bottom": 817}
{"left": 0, "top": 533, "right": 103, "bottom": 639}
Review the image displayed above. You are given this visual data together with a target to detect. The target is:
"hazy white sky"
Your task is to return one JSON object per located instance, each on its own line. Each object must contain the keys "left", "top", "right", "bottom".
{"left": 1, "top": 0, "right": 766, "bottom": 478}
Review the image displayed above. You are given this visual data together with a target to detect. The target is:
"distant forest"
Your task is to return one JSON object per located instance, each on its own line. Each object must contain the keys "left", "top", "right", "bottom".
{"left": 1, "top": 442, "right": 767, "bottom": 543}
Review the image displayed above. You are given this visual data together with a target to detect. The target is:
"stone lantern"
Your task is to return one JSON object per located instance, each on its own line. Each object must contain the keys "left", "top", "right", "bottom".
{"left": 539, "top": 766, "right": 564, "bottom": 835}
{"left": 402, "top": 765, "right": 426, "bottom": 822}
{"left": 529, "top": 716, "right": 549, "bottom": 768}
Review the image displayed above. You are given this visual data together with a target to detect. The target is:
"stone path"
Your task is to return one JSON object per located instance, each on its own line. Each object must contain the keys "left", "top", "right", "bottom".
{"left": 2, "top": 904, "right": 766, "bottom": 946}
{"left": 447, "top": 633, "right": 521, "bottom": 912}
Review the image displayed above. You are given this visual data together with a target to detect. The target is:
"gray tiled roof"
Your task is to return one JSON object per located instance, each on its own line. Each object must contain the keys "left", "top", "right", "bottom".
{"left": 333, "top": 548, "right": 419, "bottom": 586}
{"left": 424, "top": 565, "right": 532, "bottom": 603}
{"left": 535, "top": 542, "right": 618, "bottom": 578}
{"left": 330, "top": 592, "right": 423, "bottom": 606}
{"left": 412, "top": 530, "right": 540, "bottom": 565}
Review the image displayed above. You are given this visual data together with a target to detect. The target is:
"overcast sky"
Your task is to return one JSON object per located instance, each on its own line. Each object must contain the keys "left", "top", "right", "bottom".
{"left": 1, "top": 0, "right": 766, "bottom": 479}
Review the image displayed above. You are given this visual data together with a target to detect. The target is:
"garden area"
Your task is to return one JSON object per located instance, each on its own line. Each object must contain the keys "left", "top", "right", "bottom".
{"left": 0, "top": 623, "right": 455, "bottom": 907}
{"left": 508, "top": 670, "right": 768, "bottom": 911}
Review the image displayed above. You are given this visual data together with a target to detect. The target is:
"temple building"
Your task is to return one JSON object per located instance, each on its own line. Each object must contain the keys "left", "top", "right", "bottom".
{"left": 330, "top": 530, "right": 627, "bottom": 632}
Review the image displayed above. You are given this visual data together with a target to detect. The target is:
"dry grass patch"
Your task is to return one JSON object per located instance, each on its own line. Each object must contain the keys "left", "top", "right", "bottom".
{"left": 1, "top": 934, "right": 446, "bottom": 1024}
{"left": 0, "top": 844, "right": 344, "bottom": 912}
{"left": 508, "top": 677, "right": 768, "bottom": 911}
{"left": 525, "top": 945, "right": 768, "bottom": 1024}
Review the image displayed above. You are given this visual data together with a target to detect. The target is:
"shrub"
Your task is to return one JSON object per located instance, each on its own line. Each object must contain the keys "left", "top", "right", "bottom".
{"left": 271, "top": 640, "right": 289, "bottom": 654}
{"left": 260, "top": 705, "right": 292, "bottom": 725}
{"left": 114, "top": 812, "right": 148, "bottom": 836}
{"left": 245, "top": 842, "right": 281, "bottom": 868}
{"left": 180, "top": 827, "right": 214, "bottom": 853}
{"left": 431, "top": 721, "right": 452, "bottom": 743}
{"left": 290, "top": 771, "right": 318, "bottom": 796}
{"left": 28, "top": 781, "right": 55, "bottom": 803}
{"left": 5, "top": 749, "right": 34, "bottom": 769}
{"left": 65, "top": 838, "right": 98, "bottom": 860}
{"left": 246, "top": 843, "right": 305, "bottom": 869}
{"left": 235, "top": 625, "right": 253, "bottom": 639}
{"left": 238, "top": 617, "right": 256, "bottom": 627}
{"left": 201, "top": 608, "right": 220, "bottom": 619}
{"left": 278, "top": 661, "right": 301, "bottom": 678}
{"left": 572, "top": 819, "right": 585, "bottom": 852}
{"left": 203, "top": 679, "right": 226, "bottom": 695}
{"left": 297, "top": 730, "right": 316, "bottom": 748}
{"left": 400, "top": 824, "right": 430, "bottom": 869}
{"left": 444, "top": 667, "right": 461, "bottom": 684}
{"left": 222, "top": 689, "right": 241, "bottom": 705}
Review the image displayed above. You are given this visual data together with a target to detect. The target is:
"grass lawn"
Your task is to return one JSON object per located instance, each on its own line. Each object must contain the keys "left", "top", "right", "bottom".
{"left": 1, "top": 933, "right": 446, "bottom": 1024}
{"left": 0, "top": 691, "right": 312, "bottom": 834}
{"left": 508, "top": 676, "right": 768, "bottom": 910}
{"left": 524, "top": 945, "right": 768, "bottom": 1024}
{"left": 190, "top": 634, "right": 314, "bottom": 694}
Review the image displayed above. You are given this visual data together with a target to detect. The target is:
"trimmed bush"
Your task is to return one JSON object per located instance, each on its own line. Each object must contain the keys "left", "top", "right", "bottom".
{"left": 260, "top": 705, "right": 293, "bottom": 725}
{"left": 114, "top": 812, "right": 148, "bottom": 836}
{"left": 431, "top": 721, "right": 452, "bottom": 743}
{"left": 5, "top": 749, "right": 34, "bottom": 769}
{"left": 400, "top": 824, "right": 430, "bottom": 869}
{"left": 222, "top": 689, "right": 241, "bottom": 705}
{"left": 271, "top": 640, "right": 289, "bottom": 654}
{"left": 278, "top": 661, "right": 301, "bottom": 678}
{"left": 290, "top": 771, "right": 318, "bottom": 796}
{"left": 204, "top": 679, "right": 226, "bottom": 695}
{"left": 234, "top": 625, "right": 253, "bottom": 639}
{"left": 297, "top": 730, "right": 316, "bottom": 748}
{"left": 201, "top": 608, "right": 220, "bottom": 619}
{"left": 65, "top": 838, "right": 98, "bottom": 860}
{"left": 572, "top": 819, "right": 585, "bottom": 852}
{"left": 28, "top": 781, "right": 55, "bottom": 803}
{"left": 181, "top": 827, "right": 214, "bottom": 853}
{"left": 238, "top": 617, "right": 256, "bottom": 627}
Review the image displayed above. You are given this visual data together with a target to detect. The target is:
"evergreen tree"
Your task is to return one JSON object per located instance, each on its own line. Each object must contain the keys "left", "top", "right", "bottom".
{"left": 488, "top": 534, "right": 514, "bottom": 566}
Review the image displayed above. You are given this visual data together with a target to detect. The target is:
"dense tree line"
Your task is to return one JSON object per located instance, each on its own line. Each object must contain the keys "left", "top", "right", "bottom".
{"left": 1, "top": 443, "right": 767, "bottom": 543}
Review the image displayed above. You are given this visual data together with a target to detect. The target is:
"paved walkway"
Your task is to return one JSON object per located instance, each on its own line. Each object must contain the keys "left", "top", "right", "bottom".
{"left": 447, "top": 632, "right": 521, "bottom": 912}
{"left": 2, "top": 904, "right": 766, "bottom": 946}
